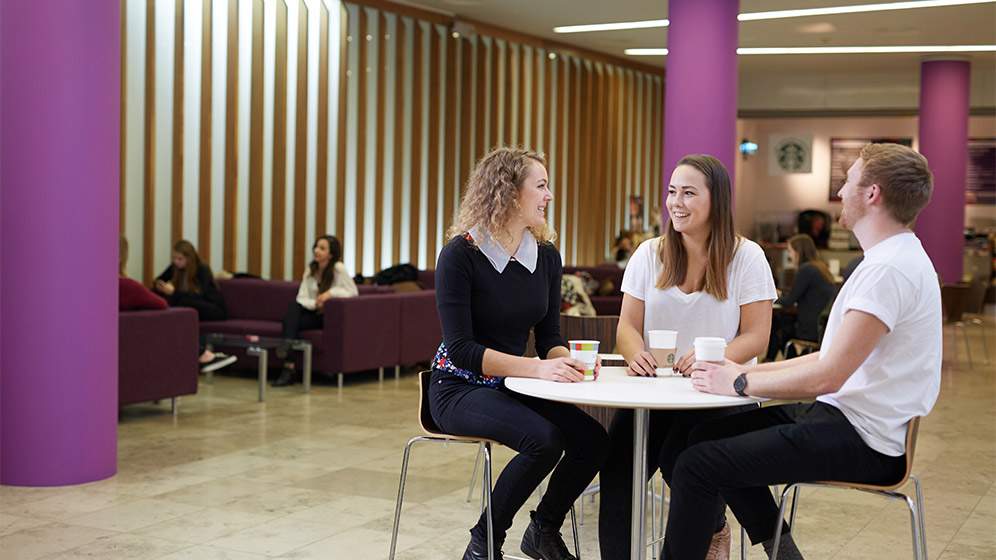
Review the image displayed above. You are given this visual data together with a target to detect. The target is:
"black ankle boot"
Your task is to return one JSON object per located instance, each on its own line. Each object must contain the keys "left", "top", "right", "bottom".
{"left": 462, "top": 530, "right": 503, "bottom": 560}
{"left": 271, "top": 367, "right": 294, "bottom": 387}
{"left": 520, "top": 510, "right": 576, "bottom": 560}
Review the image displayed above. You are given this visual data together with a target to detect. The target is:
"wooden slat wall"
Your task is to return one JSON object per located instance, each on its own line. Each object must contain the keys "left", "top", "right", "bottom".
{"left": 120, "top": 0, "right": 665, "bottom": 284}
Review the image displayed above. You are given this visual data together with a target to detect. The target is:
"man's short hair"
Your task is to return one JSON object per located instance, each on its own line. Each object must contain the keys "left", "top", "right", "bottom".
{"left": 858, "top": 143, "right": 933, "bottom": 226}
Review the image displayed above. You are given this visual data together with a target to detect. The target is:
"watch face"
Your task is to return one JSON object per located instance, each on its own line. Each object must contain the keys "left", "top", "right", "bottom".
{"left": 734, "top": 373, "right": 747, "bottom": 395}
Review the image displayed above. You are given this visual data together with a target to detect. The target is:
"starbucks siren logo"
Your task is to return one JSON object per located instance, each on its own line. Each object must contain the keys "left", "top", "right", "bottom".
{"left": 776, "top": 140, "right": 809, "bottom": 172}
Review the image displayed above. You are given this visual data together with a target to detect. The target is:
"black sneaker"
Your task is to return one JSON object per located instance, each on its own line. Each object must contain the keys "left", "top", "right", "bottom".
{"left": 520, "top": 510, "right": 576, "bottom": 560}
{"left": 200, "top": 353, "right": 237, "bottom": 373}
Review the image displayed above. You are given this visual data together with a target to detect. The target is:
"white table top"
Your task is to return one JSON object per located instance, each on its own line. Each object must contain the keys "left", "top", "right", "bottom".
{"left": 504, "top": 366, "right": 764, "bottom": 409}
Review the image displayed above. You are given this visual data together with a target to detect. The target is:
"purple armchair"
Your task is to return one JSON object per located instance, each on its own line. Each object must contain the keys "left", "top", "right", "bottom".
{"left": 119, "top": 308, "right": 199, "bottom": 412}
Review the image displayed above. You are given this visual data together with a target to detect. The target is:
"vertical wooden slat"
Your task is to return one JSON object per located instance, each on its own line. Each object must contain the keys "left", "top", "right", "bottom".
{"left": 594, "top": 64, "right": 606, "bottom": 263}
{"left": 356, "top": 9, "right": 368, "bottom": 274}
{"left": 605, "top": 66, "right": 616, "bottom": 245}
{"left": 247, "top": 0, "right": 264, "bottom": 276}
{"left": 143, "top": 0, "right": 156, "bottom": 284}
{"left": 292, "top": 0, "right": 309, "bottom": 278}
{"left": 374, "top": 12, "right": 387, "bottom": 271}
{"left": 408, "top": 22, "right": 423, "bottom": 263}
{"left": 504, "top": 42, "right": 514, "bottom": 146}
{"left": 171, "top": 0, "right": 185, "bottom": 244}
{"left": 334, "top": 4, "right": 348, "bottom": 243}
{"left": 518, "top": 45, "right": 527, "bottom": 149}
{"left": 442, "top": 32, "right": 458, "bottom": 260}
{"left": 391, "top": 16, "right": 405, "bottom": 266}
{"left": 529, "top": 47, "right": 538, "bottom": 152}
{"left": 489, "top": 40, "right": 499, "bottom": 150}
{"left": 616, "top": 70, "right": 626, "bottom": 232}
{"left": 653, "top": 77, "right": 663, "bottom": 218}
{"left": 629, "top": 71, "right": 638, "bottom": 232}
{"left": 315, "top": 1, "right": 329, "bottom": 240}
{"left": 475, "top": 37, "right": 488, "bottom": 159}
{"left": 120, "top": 0, "right": 127, "bottom": 235}
{"left": 562, "top": 58, "right": 573, "bottom": 263}
{"left": 579, "top": 61, "right": 591, "bottom": 263}
{"left": 425, "top": 26, "right": 439, "bottom": 265}
{"left": 271, "top": 0, "right": 288, "bottom": 279}
{"left": 223, "top": 0, "right": 238, "bottom": 273}
{"left": 457, "top": 37, "right": 473, "bottom": 211}
{"left": 198, "top": 0, "right": 213, "bottom": 260}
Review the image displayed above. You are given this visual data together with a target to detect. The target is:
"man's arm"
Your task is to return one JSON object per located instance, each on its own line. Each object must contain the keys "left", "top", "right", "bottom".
{"left": 689, "top": 309, "right": 888, "bottom": 398}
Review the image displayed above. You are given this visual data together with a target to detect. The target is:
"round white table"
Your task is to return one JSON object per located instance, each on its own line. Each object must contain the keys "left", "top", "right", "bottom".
{"left": 505, "top": 366, "right": 764, "bottom": 560}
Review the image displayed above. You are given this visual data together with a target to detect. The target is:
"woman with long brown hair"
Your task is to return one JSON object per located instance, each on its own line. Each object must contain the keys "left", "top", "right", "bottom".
{"left": 272, "top": 234, "right": 357, "bottom": 387}
{"left": 766, "top": 233, "right": 836, "bottom": 361}
{"left": 430, "top": 147, "right": 608, "bottom": 560}
{"left": 153, "top": 240, "right": 228, "bottom": 321}
{"left": 599, "top": 154, "right": 777, "bottom": 560}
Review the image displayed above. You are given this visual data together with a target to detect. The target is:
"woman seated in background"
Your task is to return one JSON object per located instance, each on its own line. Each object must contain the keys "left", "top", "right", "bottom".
{"left": 272, "top": 235, "right": 357, "bottom": 387}
{"left": 123, "top": 235, "right": 235, "bottom": 373}
{"left": 766, "top": 233, "right": 836, "bottom": 361}
{"left": 153, "top": 240, "right": 228, "bottom": 322}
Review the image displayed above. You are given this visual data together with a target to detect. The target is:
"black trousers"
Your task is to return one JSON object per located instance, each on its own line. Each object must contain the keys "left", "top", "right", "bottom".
{"left": 278, "top": 302, "right": 323, "bottom": 361}
{"left": 598, "top": 405, "right": 754, "bottom": 560}
{"left": 661, "top": 402, "right": 906, "bottom": 559}
{"left": 173, "top": 296, "right": 226, "bottom": 322}
{"left": 428, "top": 370, "right": 609, "bottom": 545}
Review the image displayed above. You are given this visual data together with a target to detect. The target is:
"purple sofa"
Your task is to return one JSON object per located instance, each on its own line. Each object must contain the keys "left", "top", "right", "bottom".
{"left": 119, "top": 308, "right": 199, "bottom": 412}
{"left": 563, "top": 265, "right": 626, "bottom": 315}
{"left": 202, "top": 278, "right": 422, "bottom": 387}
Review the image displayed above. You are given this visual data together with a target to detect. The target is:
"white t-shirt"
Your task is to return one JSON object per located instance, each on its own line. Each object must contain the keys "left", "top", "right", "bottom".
{"left": 621, "top": 237, "right": 777, "bottom": 361}
{"left": 817, "top": 232, "right": 942, "bottom": 456}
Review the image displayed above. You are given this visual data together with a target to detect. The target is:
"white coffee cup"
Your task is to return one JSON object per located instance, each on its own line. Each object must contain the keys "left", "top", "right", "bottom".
{"left": 568, "top": 340, "right": 599, "bottom": 381}
{"left": 648, "top": 330, "right": 678, "bottom": 376}
{"left": 694, "top": 337, "right": 727, "bottom": 363}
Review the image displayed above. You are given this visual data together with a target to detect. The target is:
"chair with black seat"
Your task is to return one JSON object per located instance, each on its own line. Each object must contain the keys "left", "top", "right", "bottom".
{"left": 389, "top": 370, "right": 581, "bottom": 560}
{"left": 744, "top": 417, "right": 927, "bottom": 560}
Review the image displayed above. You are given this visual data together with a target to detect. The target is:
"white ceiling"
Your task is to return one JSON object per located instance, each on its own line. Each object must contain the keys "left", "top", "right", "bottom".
{"left": 395, "top": 0, "right": 996, "bottom": 86}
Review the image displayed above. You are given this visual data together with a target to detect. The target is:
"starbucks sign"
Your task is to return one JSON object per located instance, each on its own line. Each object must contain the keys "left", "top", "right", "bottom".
{"left": 768, "top": 134, "right": 813, "bottom": 175}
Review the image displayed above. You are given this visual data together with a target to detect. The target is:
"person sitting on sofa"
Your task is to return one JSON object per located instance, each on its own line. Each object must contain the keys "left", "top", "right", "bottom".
{"left": 121, "top": 235, "right": 235, "bottom": 373}
{"left": 272, "top": 234, "right": 358, "bottom": 387}
{"left": 153, "top": 239, "right": 229, "bottom": 322}
{"left": 766, "top": 233, "right": 836, "bottom": 361}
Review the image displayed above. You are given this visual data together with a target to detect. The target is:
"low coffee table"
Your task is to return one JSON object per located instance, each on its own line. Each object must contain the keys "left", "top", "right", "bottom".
{"left": 202, "top": 333, "right": 312, "bottom": 402}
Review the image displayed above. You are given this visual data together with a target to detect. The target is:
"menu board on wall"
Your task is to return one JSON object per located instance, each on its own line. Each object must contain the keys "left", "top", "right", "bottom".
{"left": 828, "top": 137, "right": 913, "bottom": 201}
{"left": 967, "top": 138, "right": 995, "bottom": 205}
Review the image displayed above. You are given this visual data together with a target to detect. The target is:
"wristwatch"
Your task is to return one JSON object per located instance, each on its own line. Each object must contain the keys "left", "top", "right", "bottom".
{"left": 733, "top": 372, "right": 749, "bottom": 397}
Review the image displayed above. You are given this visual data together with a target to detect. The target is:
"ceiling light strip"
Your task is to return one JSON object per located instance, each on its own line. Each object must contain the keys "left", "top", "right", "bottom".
{"left": 624, "top": 45, "right": 996, "bottom": 56}
{"left": 553, "top": 19, "right": 668, "bottom": 34}
{"left": 554, "top": 0, "right": 995, "bottom": 34}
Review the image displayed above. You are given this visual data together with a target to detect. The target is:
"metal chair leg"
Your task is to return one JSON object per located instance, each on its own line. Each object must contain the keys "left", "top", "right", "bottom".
{"left": 468, "top": 442, "right": 484, "bottom": 502}
{"left": 390, "top": 438, "right": 419, "bottom": 560}
{"left": 570, "top": 504, "right": 581, "bottom": 559}
{"left": 911, "top": 474, "right": 928, "bottom": 559}
{"left": 483, "top": 443, "right": 494, "bottom": 560}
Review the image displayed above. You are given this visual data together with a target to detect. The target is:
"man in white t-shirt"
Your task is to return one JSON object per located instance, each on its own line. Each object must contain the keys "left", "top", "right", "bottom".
{"left": 662, "top": 143, "right": 941, "bottom": 560}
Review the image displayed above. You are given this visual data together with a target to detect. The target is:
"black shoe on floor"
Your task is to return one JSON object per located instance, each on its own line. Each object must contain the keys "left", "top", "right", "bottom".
{"left": 271, "top": 367, "right": 295, "bottom": 387}
{"left": 520, "top": 510, "right": 576, "bottom": 560}
{"left": 462, "top": 531, "right": 503, "bottom": 560}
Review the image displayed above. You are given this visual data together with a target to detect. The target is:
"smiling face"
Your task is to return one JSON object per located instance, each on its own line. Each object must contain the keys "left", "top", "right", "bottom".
{"left": 666, "top": 164, "right": 712, "bottom": 238}
{"left": 513, "top": 162, "right": 553, "bottom": 230}
{"left": 313, "top": 238, "right": 331, "bottom": 266}
{"left": 837, "top": 158, "right": 868, "bottom": 230}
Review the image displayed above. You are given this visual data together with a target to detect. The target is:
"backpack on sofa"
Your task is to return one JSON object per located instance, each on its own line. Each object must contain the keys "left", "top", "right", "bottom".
{"left": 372, "top": 263, "right": 419, "bottom": 285}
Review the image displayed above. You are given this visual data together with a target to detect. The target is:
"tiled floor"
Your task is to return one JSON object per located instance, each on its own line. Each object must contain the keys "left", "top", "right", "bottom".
{"left": 2, "top": 316, "right": 994, "bottom": 559}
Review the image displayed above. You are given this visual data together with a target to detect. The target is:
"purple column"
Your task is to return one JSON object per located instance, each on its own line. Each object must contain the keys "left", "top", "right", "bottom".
{"left": 915, "top": 58, "right": 970, "bottom": 283}
{"left": 1, "top": 1, "right": 119, "bottom": 485}
{"left": 662, "top": 0, "right": 739, "bottom": 188}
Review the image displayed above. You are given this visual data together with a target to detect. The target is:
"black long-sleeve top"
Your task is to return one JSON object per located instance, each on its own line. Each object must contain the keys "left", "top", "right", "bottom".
{"left": 155, "top": 263, "right": 228, "bottom": 317}
{"left": 775, "top": 261, "right": 835, "bottom": 342}
{"left": 434, "top": 234, "right": 567, "bottom": 383}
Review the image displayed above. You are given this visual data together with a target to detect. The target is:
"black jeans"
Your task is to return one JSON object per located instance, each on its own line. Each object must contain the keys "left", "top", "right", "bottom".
{"left": 598, "top": 405, "right": 754, "bottom": 560}
{"left": 428, "top": 370, "right": 609, "bottom": 545}
{"left": 278, "top": 302, "right": 323, "bottom": 362}
{"left": 662, "top": 402, "right": 907, "bottom": 559}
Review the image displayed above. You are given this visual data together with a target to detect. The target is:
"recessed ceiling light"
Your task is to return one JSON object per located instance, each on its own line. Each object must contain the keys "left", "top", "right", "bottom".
{"left": 555, "top": 0, "right": 994, "bottom": 33}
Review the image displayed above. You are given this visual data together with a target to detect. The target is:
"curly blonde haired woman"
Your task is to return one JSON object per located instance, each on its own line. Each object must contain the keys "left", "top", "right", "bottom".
{"left": 430, "top": 147, "right": 608, "bottom": 560}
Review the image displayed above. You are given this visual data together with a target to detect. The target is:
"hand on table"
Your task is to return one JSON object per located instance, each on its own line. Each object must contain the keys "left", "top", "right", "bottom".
{"left": 673, "top": 349, "right": 697, "bottom": 377}
{"left": 534, "top": 357, "right": 586, "bottom": 383}
{"left": 689, "top": 358, "right": 741, "bottom": 396}
{"left": 626, "top": 350, "right": 658, "bottom": 377}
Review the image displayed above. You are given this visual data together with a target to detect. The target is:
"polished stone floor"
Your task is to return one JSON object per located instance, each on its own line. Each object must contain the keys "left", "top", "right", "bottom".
{"left": 2, "top": 317, "right": 994, "bottom": 559}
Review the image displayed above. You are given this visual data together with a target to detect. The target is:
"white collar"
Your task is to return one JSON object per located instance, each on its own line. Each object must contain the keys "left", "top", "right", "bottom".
{"left": 469, "top": 226, "right": 538, "bottom": 274}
